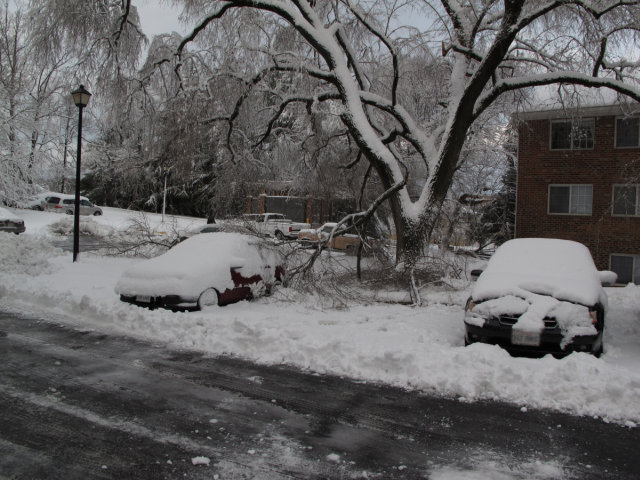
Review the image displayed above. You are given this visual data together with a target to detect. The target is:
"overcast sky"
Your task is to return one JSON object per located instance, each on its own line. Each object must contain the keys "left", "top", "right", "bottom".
{"left": 136, "top": 0, "right": 189, "bottom": 37}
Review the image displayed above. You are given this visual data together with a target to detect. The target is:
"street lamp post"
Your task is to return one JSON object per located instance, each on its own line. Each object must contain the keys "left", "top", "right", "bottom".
{"left": 162, "top": 166, "right": 168, "bottom": 223}
{"left": 70, "top": 85, "right": 91, "bottom": 262}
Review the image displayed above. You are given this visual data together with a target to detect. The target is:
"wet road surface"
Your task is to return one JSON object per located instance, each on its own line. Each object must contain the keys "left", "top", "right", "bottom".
{"left": 0, "top": 310, "right": 638, "bottom": 479}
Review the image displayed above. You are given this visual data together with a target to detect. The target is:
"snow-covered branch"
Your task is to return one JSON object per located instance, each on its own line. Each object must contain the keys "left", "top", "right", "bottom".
{"left": 474, "top": 72, "right": 640, "bottom": 119}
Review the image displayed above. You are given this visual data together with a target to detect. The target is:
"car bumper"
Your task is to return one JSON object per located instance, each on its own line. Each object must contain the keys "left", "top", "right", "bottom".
{"left": 0, "top": 225, "right": 25, "bottom": 234}
{"left": 119, "top": 294, "right": 197, "bottom": 311}
{"left": 464, "top": 319, "right": 603, "bottom": 357}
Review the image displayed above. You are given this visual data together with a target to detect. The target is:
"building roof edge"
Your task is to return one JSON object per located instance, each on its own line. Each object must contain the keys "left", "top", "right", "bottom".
{"left": 512, "top": 103, "right": 640, "bottom": 122}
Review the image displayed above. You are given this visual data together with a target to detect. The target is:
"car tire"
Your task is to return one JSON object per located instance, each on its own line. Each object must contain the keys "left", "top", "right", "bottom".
{"left": 65, "top": 209, "right": 73, "bottom": 215}
{"left": 593, "top": 341, "right": 604, "bottom": 358}
{"left": 197, "top": 288, "right": 219, "bottom": 310}
{"left": 93, "top": 211, "right": 102, "bottom": 216}
{"left": 275, "top": 231, "right": 285, "bottom": 241}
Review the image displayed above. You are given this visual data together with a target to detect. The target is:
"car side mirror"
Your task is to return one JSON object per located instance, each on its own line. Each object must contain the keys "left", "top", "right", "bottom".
{"left": 470, "top": 269, "right": 483, "bottom": 281}
{"left": 598, "top": 270, "right": 617, "bottom": 286}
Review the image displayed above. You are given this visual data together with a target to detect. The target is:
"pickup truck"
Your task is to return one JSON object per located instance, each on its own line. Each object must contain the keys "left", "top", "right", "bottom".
{"left": 243, "top": 213, "right": 310, "bottom": 240}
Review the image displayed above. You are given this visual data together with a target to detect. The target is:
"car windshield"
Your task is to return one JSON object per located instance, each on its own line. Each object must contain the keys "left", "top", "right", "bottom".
{"left": 473, "top": 238, "right": 603, "bottom": 307}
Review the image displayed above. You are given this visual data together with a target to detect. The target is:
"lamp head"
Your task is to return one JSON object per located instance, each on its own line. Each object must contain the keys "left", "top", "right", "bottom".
{"left": 71, "top": 84, "right": 91, "bottom": 108}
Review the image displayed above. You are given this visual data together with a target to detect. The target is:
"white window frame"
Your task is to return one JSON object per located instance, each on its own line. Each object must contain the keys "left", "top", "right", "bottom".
{"left": 614, "top": 116, "right": 640, "bottom": 149}
{"left": 612, "top": 184, "right": 640, "bottom": 217}
{"left": 549, "top": 118, "right": 595, "bottom": 151}
{"left": 548, "top": 184, "right": 593, "bottom": 216}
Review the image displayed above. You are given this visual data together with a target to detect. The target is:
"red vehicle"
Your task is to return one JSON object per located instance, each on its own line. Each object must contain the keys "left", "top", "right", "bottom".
{"left": 116, "top": 233, "right": 285, "bottom": 311}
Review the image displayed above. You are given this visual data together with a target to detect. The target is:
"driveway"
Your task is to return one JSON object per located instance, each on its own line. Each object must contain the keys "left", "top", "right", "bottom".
{"left": 0, "top": 310, "right": 638, "bottom": 479}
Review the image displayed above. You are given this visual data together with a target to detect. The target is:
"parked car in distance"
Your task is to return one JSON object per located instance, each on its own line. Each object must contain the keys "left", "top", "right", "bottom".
{"left": 464, "top": 238, "right": 615, "bottom": 357}
{"left": 41, "top": 194, "right": 102, "bottom": 216}
{"left": 297, "top": 222, "right": 362, "bottom": 253}
{"left": 16, "top": 192, "right": 55, "bottom": 210}
{"left": 242, "top": 213, "right": 310, "bottom": 240}
{"left": 0, "top": 207, "right": 25, "bottom": 234}
{"left": 116, "top": 232, "right": 286, "bottom": 311}
{"left": 179, "top": 221, "right": 253, "bottom": 242}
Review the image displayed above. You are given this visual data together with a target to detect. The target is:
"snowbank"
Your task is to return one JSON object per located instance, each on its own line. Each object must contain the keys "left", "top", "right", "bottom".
{"left": 1, "top": 208, "right": 640, "bottom": 425}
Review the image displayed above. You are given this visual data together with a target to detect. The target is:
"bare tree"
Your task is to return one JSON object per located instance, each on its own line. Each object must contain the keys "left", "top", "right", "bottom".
{"left": 170, "top": 0, "right": 640, "bottom": 276}
{"left": 0, "top": 3, "right": 30, "bottom": 195}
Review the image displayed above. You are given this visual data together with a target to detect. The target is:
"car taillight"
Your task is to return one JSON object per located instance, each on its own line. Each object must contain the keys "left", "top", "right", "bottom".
{"left": 589, "top": 310, "right": 598, "bottom": 325}
{"left": 288, "top": 226, "right": 293, "bottom": 233}
{"left": 54, "top": 205, "right": 62, "bottom": 208}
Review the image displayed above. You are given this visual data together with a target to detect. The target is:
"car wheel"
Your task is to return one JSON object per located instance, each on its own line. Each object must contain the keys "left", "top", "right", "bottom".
{"left": 65, "top": 209, "right": 73, "bottom": 215}
{"left": 593, "top": 341, "right": 604, "bottom": 358}
{"left": 197, "top": 288, "right": 219, "bottom": 310}
{"left": 93, "top": 211, "right": 102, "bottom": 216}
{"left": 275, "top": 231, "right": 285, "bottom": 241}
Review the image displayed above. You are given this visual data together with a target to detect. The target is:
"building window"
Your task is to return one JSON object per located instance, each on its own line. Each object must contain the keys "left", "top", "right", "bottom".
{"left": 612, "top": 185, "right": 640, "bottom": 216}
{"left": 610, "top": 254, "right": 640, "bottom": 284}
{"left": 615, "top": 117, "right": 640, "bottom": 148}
{"left": 550, "top": 119, "right": 594, "bottom": 150}
{"left": 548, "top": 185, "right": 593, "bottom": 215}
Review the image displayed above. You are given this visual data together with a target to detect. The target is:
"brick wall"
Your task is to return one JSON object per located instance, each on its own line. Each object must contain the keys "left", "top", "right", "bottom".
{"left": 516, "top": 114, "right": 640, "bottom": 271}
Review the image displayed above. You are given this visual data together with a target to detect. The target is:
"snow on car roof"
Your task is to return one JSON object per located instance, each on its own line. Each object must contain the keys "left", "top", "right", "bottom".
{"left": 472, "top": 238, "right": 604, "bottom": 306}
{"left": 0, "top": 207, "right": 22, "bottom": 221}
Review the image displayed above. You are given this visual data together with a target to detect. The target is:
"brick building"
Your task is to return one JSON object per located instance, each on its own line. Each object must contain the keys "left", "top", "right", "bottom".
{"left": 245, "top": 181, "right": 356, "bottom": 226}
{"left": 515, "top": 104, "right": 640, "bottom": 284}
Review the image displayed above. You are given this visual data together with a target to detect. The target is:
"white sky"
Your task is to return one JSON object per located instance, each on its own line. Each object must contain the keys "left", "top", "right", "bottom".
{"left": 135, "top": 0, "right": 188, "bottom": 37}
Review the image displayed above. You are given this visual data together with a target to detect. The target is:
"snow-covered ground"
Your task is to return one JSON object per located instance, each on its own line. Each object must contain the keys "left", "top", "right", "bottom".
{"left": 1, "top": 206, "right": 640, "bottom": 428}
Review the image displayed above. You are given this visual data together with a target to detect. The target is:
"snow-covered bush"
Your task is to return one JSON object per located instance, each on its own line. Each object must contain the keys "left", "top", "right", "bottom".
{"left": 0, "top": 232, "right": 62, "bottom": 275}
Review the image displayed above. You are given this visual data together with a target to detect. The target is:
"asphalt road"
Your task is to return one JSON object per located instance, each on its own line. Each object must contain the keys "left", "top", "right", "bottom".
{"left": 0, "top": 310, "right": 638, "bottom": 480}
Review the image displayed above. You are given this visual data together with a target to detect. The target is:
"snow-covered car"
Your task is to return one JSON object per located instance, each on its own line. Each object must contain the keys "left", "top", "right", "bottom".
{"left": 464, "top": 238, "right": 615, "bottom": 357}
{"left": 297, "top": 222, "right": 362, "bottom": 252}
{"left": 179, "top": 221, "right": 253, "bottom": 241}
{"left": 116, "top": 232, "right": 285, "bottom": 311}
{"left": 17, "top": 192, "right": 55, "bottom": 210}
{"left": 41, "top": 194, "right": 102, "bottom": 216}
{"left": 0, "top": 207, "right": 25, "bottom": 234}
